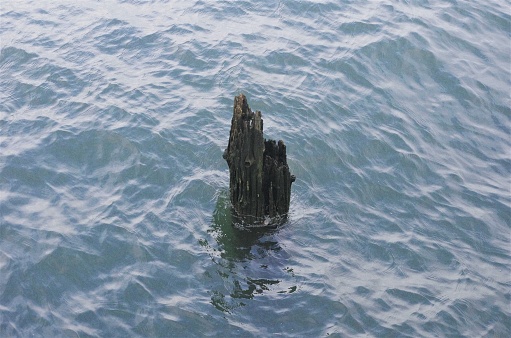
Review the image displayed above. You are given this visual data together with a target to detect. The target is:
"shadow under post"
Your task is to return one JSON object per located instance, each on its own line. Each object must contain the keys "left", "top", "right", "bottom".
{"left": 202, "top": 190, "right": 296, "bottom": 314}
{"left": 209, "top": 190, "right": 281, "bottom": 262}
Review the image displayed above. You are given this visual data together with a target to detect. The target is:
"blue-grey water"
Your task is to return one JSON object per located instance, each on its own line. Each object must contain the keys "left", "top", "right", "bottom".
{"left": 1, "top": 1, "right": 510, "bottom": 337}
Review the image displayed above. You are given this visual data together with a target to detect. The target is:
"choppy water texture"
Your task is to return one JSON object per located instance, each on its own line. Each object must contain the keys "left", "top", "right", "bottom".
{"left": 1, "top": 0, "right": 510, "bottom": 337}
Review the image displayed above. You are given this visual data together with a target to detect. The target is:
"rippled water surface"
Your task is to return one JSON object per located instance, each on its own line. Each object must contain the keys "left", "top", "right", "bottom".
{"left": 1, "top": 0, "right": 510, "bottom": 337}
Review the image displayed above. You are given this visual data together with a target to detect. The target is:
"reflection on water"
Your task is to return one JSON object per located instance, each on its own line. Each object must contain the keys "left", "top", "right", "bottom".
{"left": 201, "top": 191, "right": 297, "bottom": 313}
{"left": 210, "top": 191, "right": 281, "bottom": 261}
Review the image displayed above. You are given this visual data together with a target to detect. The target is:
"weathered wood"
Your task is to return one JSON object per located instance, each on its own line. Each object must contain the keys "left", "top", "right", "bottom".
{"left": 223, "top": 94, "right": 295, "bottom": 225}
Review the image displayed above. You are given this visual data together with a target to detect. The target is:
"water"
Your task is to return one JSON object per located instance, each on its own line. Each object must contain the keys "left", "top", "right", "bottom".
{"left": 1, "top": 0, "right": 510, "bottom": 336}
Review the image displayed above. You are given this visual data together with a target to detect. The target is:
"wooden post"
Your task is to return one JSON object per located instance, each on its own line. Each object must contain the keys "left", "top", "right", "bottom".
{"left": 223, "top": 94, "right": 295, "bottom": 226}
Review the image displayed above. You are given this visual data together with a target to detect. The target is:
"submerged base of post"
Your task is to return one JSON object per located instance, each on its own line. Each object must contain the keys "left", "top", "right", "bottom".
{"left": 223, "top": 94, "right": 295, "bottom": 226}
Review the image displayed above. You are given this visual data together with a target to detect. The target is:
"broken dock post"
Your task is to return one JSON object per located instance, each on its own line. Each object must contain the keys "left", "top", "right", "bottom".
{"left": 223, "top": 94, "right": 295, "bottom": 226}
